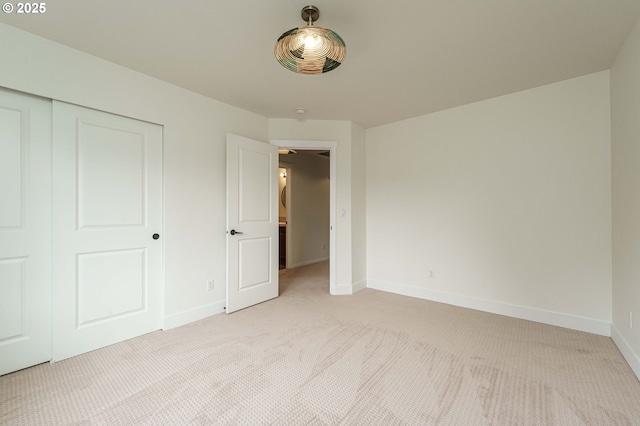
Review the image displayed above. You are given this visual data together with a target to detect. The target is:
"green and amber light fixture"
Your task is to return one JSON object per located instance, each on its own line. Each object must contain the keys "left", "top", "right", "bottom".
{"left": 274, "top": 5, "right": 346, "bottom": 74}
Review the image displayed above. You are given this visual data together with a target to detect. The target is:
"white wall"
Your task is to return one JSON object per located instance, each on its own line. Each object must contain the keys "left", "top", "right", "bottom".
{"left": 0, "top": 24, "right": 269, "bottom": 328}
{"left": 351, "top": 124, "right": 367, "bottom": 291}
{"left": 611, "top": 16, "right": 640, "bottom": 378}
{"left": 269, "top": 119, "right": 366, "bottom": 293}
{"left": 279, "top": 152, "right": 330, "bottom": 267}
{"left": 366, "top": 72, "right": 612, "bottom": 335}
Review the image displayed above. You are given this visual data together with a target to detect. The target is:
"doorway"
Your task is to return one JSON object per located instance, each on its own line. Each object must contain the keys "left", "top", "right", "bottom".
{"left": 272, "top": 140, "right": 337, "bottom": 294}
{"left": 278, "top": 165, "right": 289, "bottom": 270}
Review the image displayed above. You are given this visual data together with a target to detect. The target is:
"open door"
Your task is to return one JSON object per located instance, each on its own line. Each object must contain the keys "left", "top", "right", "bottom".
{"left": 226, "top": 134, "right": 278, "bottom": 313}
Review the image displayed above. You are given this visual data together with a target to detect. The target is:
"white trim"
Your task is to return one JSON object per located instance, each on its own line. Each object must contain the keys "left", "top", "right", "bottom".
{"left": 334, "top": 284, "right": 355, "bottom": 295}
{"left": 612, "top": 325, "right": 640, "bottom": 381}
{"left": 332, "top": 280, "right": 367, "bottom": 296}
{"left": 367, "top": 279, "right": 611, "bottom": 336}
{"left": 162, "top": 300, "right": 225, "bottom": 330}
{"left": 288, "top": 256, "right": 330, "bottom": 269}
{"left": 353, "top": 280, "right": 367, "bottom": 293}
{"left": 160, "top": 125, "right": 166, "bottom": 337}
{"left": 271, "top": 139, "right": 337, "bottom": 295}
{"left": 284, "top": 165, "right": 294, "bottom": 270}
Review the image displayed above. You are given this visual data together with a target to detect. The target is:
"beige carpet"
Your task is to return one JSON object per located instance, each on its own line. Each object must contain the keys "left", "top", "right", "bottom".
{"left": 2, "top": 261, "right": 640, "bottom": 425}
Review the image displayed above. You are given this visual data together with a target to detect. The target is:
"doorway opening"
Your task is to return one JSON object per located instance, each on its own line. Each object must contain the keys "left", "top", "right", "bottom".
{"left": 272, "top": 140, "right": 337, "bottom": 295}
{"left": 277, "top": 165, "right": 288, "bottom": 270}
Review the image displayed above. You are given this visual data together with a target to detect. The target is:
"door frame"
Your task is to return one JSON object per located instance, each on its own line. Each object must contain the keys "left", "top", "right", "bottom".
{"left": 271, "top": 140, "right": 337, "bottom": 295}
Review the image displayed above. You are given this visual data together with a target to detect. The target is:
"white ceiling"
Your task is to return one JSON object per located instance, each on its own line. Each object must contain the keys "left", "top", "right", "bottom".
{"left": 2, "top": 0, "right": 639, "bottom": 128}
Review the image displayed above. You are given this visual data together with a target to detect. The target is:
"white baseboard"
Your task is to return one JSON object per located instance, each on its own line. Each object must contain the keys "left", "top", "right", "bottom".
{"left": 353, "top": 279, "right": 367, "bottom": 293}
{"left": 331, "top": 280, "right": 367, "bottom": 295}
{"left": 162, "top": 300, "right": 225, "bottom": 330}
{"left": 288, "top": 256, "right": 329, "bottom": 269}
{"left": 367, "top": 279, "right": 611, "bottom": 337}
{"left": 611, "top": 325, "right": 640, "bottom": 381}
{"left": 332, "top": 284, "right": 354, "bottom": 295}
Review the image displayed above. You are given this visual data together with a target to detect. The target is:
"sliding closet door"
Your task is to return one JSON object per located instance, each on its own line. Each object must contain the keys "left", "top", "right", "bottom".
{"left": 52, "top": 102, "right": 163, "bottom": 361}
{"left": 0, "top": 88, "right": 52, "bottom": 376}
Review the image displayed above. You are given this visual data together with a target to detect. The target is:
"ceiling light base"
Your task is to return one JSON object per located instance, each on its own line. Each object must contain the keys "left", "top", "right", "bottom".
{"left": 301, "top": 5, "right": 319, "bottom": 24}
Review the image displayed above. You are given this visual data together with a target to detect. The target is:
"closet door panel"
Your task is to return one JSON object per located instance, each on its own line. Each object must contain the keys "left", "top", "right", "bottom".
{"left": 0, "top": 88, "right": 52, "bottom": 376}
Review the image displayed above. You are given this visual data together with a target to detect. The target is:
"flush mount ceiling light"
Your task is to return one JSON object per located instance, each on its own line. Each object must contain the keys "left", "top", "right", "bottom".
{"left": 274, "top": 5, "right": 346, "bottom": 74}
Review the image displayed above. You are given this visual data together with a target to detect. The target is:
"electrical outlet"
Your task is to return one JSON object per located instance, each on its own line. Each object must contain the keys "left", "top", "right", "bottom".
{"left": 429, "top": 270, "right": 435, "bottom": 279}
{"left": 207, "top": 280, "right": 214, "bottom": 291}
{"left": 322, "top": 243, "right": 326, "bottom": 250}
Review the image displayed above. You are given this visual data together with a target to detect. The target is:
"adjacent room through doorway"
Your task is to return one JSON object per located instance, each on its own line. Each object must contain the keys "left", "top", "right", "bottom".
{"left": 277, "top": 144, "right": 334, "bottom": 293}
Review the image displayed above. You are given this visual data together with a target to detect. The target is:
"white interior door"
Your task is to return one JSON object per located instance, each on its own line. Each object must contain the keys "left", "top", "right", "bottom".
{"left": 226, "top": 134, "right": 278, "bottom": 313}
{"left": 0, "top": 88, "right": 51, "bottom": 375}
{"left": 52, "top": 102, "right": 163, "bottom": 361}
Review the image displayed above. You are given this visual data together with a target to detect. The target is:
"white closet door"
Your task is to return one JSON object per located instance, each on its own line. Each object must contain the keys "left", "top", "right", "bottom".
{"left": 0, "top": 88, "right": 52, "bottom": 376}
{"left": 52, "top": 102, "right": 163, "bottom": 361}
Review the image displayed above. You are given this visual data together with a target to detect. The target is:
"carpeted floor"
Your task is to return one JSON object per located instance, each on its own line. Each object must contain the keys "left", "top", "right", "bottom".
{"left": 2, "top": 261, "right": 640, "bottom": 425}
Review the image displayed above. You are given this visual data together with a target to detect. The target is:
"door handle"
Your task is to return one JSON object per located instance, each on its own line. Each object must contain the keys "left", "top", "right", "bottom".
{"left": 229, "top": 229, "right": 243, "bottom": 235}
{"left": 152, "top": 233, "right": 160, "bottom": 240}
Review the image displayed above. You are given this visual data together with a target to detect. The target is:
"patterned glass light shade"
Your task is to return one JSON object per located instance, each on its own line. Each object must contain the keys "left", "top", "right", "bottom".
{"left": 274, "top": 25, "right": 346, "bottom": 74}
